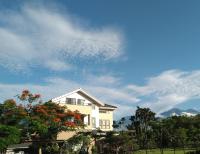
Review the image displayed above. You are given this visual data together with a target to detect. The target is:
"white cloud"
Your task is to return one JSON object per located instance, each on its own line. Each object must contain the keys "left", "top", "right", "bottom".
{"left": 143, "top": 94, "right": 188, "bottom": 113}
{"left": 0, "top": 5, "right": 123, "bottom": 72}
{"left": 44, "top": 60, "right": 72, "bottom": 71}
{"left": 1, "top": 69, "right": 200, "bottom": 119}
{"left": 0, "top": 74, "right": 138, "bottom": 119}
{"left": 86, "top": 74, "right": 121, "bottom": 86}
{"left": 127, "top": 70, "right": 200, "bottom": 114}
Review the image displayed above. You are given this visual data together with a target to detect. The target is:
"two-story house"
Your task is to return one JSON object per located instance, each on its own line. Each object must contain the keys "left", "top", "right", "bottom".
{"left": 52, "top": 88, "right": 117, "bottom": 139}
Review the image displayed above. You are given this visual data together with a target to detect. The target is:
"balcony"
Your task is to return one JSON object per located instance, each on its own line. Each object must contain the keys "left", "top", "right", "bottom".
{"left": 60, "top": 103, "right": 92, "bottom": 114}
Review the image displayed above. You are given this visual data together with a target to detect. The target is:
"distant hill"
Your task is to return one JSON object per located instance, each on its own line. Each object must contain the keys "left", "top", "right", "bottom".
{"left": 160, "top": 108, "right": 199, "bottom": 118}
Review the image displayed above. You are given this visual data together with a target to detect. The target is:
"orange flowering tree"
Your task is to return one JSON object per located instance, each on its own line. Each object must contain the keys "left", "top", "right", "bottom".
{"left": 0, "top": 90, "right": 83, "bottom": 144}
{"left": 17, "top": 90, "right": 83, "bottom": 141}
{"left": 29, "top": 101, "right": 83, "bottom": 140}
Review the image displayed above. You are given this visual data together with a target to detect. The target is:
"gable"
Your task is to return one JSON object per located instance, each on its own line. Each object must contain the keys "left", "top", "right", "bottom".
{"left": 52, "top": 88, "right": 117, "bottom": 110}
{"left": 52, "top": 91, "right": 100, "bottom": 106}
{"left": 77, "top": 91, "right": 103, "bottom": 107}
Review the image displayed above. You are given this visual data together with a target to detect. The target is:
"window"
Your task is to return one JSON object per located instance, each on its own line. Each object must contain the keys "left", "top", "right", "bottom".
{"left": 99, "top": 119, "right": 110, "bottom": 129}
{"left": 102, "top": 120, "right": 106, "bottom": 129}
{"left": 92, "top": 117, "right": 96, "bottom": 128}
{"left": 99, "top": 120, "right": 102, "bottom": 128}
{"left": 106, "top": 120, "right": 110, "bottom": 129}
{"left": 92, "top": 104, "right": 95, "bottom": 110}
{"left": 77, "top": 99, "right": 85, "bottom": 105}
{"left": 66, "top": 98, "right": 76, "bottom": 105}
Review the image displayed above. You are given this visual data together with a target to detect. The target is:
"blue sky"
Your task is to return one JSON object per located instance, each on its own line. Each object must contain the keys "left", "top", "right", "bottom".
{"left": 1, "top": 0, "right": 200, "bottom": 119}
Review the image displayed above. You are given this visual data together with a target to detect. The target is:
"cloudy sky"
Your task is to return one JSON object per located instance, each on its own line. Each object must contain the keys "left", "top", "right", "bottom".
{"left": 1, "top": 0, "right": 200, "bottom": 119}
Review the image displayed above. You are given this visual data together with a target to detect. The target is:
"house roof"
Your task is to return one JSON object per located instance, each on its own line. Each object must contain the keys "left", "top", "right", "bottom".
{"left": 104, "top": 104, "right": 117, "bottom": 108}
{"left": 99, "top": 104, "right": 117, "bottom": 110}
{"left": 52, "top": 88, "right": 117, "bottom": 109}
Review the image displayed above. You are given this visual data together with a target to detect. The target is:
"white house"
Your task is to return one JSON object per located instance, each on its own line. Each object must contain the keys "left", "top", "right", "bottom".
{"left": 52, "top": 88, "right": 117, "bottom": 132}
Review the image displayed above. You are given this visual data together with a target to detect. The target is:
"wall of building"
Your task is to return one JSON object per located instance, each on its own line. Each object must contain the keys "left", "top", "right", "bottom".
{"left": 53, "top": 92, "right": 91, "bottom": 106}
{"left": 91, "top": 105, "right": 99, "bottom": 128}
{"left": 99, "top": 110, "right": 114, "bottom": 131}
{"left": 52, "top": 92, "right": 99, "bottom": 130}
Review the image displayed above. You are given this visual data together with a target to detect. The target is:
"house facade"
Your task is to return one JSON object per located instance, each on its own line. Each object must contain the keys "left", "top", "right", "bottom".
{"left": 52, "top": 88, "right": 117, "bottom": 132}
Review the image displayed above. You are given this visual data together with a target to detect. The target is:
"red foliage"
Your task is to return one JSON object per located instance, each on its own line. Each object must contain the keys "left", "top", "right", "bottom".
{"left": 53, "top": 118, "right": 61, "bottom": 123}
{"left": 19, "top": 90, "right": 41, "bottom": 103}
{"left": 66, "top": 110, "right": 74, "bottom": 116}
{"left": 64, "top": 121, "right": 75, "bottom": 127}
{"left": 22, "top": 90, "right": 29, "bottom": 94}
{"left": 74, "top": 114, "right": 81, "bottom": 120}
{"left": 17, "top": 91, "right": 83, "bottom": 136}
{"left": 34, "top": 105, "right": 49, "bottom": 116}
{"left": 57, "top": 113, "right": 66, "bottom": 118}
{"left": 34, "top": 94, "right": 41, "bottom": 98}
{"left": 20, "top": 90, "right": 30, "bottom": 100}
{"left": 0, "top": 90, "right": 84, "bottom": 142}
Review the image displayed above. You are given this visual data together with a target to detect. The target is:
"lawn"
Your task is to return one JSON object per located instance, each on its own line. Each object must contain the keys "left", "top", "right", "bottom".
{"left": 134, "top": 149, "right": 196, "bottom": 154}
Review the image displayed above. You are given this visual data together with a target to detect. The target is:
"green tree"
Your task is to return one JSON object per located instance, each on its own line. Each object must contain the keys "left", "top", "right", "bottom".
{"left": 134, "top": 107, "right": 156, "bottom": 153}
{"left": 0, "top": 125, "right": 21, "bottom": 150}
{"left": 113, "top": 120, "right": 119, "bottom": 129}
{"left": 104, "top": 132, "right": 138, "bottom": 154}
{"left": 0, "top": 99, "right": 27, "bottom": 126}
{"left": 176, "top": 128, "right": 187, "bottom": 154}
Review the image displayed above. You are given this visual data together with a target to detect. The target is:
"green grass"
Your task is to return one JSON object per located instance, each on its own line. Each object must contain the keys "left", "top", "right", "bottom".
{"left": 134, "top": 149, "right": 196, "bottom": 154}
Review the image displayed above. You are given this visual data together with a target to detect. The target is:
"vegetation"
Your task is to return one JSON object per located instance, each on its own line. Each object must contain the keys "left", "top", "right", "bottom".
{"left": 112, "top": 106, "right": 200, "bottom": 154}
{"left": 0, "top": 125, "right": 21, "bottom": 150}
{"left": 102, "top": 131, "right": 139, "bottom": 154}
{"left": 135, "top": 149, "right": 196, "bottom": 154}
{"left": 1, "top": 90, "right": 200, "bottom": 154}
{"left": 0, "top": 90, "right": 83, "bottom": 151}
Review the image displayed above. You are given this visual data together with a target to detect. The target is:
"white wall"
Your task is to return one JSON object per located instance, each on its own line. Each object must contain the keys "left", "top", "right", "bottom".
{"left": 91, "top": 105, "right": 99, "bottom": 128}
{"left": 52, "top": 92, "right": 99, "bottom": 128}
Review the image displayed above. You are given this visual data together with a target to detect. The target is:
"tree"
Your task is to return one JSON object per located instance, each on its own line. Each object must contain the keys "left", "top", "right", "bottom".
{"left": 16, "top": 90, "right": 83, "bottom": 141}
{"left": 104, "top": 132, "right": 138, "bottom": 154}
{"left": 0, "top": 125, "right": 21, "bottom": 150}
{"left": 127, "top": 116, "right": 135, "bottom": 130}
{"left": 29, "top": 101, "right": 83, "bottom": 140}
{"left": 134, "top": 107, "right": 155, "bottom": 153}
{"left": 188, "top": 128, "right": 200, "bottom": 152}
{"left": 0, "top": 99, "right": 27, "bottom": 126}
{"left": 113, "top": 120, "right": 119, "bottom": 130}
{"left": 0, "top": 90, "right": 84, "bottom": 153}
{"left": 175, "top": 128, "right": 187, "bottom": 154}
